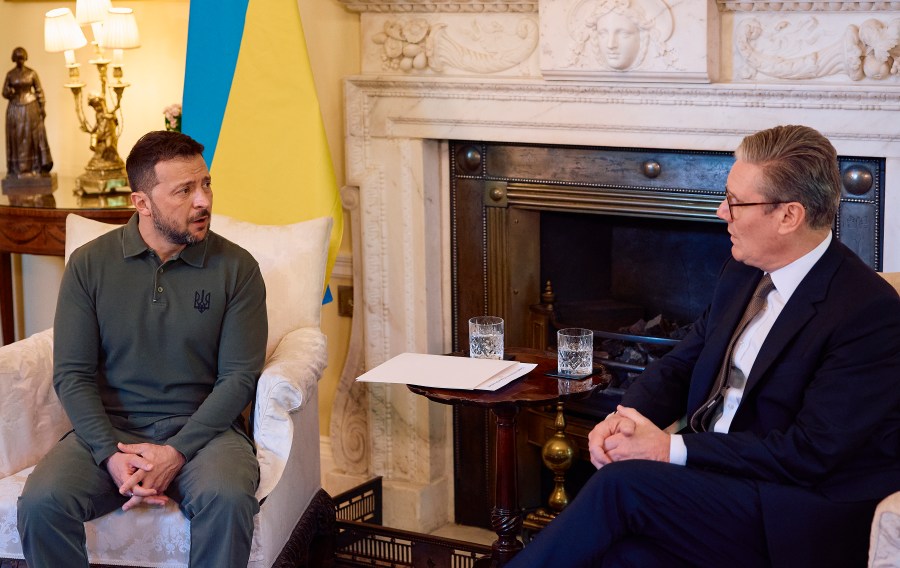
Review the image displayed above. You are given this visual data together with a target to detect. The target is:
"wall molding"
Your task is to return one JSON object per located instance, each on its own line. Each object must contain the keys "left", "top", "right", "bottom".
{"left": 337, "top": 0, "right": 537, "bottom": 13}
{"left": 332, "top": 251, "right": 353, "bottom": 281}
{"left": 718, "top": 0, "right": 900, "bottom": 11}
{"left": 338, "top": 0, "right": 900, "bottom": 13}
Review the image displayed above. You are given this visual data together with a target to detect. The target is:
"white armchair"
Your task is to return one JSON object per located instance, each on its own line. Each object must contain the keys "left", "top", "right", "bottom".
{"left": 869, "top": 272, "right": 900, "bottom": 568}
{"left": 0, "top": 213, "right": 334, "bottom": 567}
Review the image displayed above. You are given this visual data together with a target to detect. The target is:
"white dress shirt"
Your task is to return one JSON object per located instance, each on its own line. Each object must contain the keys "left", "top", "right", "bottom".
{"left": 668, "top": 232, "right": 832, "bottom": 465}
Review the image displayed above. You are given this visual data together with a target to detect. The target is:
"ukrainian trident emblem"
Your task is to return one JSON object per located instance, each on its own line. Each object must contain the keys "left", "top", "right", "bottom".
{"left": 194, "top": 290, "right": 211, "bottom": 313}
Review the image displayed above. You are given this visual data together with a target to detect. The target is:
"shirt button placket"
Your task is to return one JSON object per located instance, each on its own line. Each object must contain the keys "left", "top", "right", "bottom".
{"left": 153, "top": 266, "right": 165, "bottom": 303}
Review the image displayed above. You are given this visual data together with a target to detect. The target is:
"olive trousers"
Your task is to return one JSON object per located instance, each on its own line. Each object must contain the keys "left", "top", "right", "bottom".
{"left": 17, "top": 418, "right": 259, "bottom": 568}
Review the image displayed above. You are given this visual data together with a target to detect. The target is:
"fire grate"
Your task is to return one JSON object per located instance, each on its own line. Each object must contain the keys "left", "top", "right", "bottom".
{"left": 332, "top": 477, "right": 493, "bottom": 568}
{"left": 334, "top": 522, "right": 492, "bottom": 568}
{"left": 334, "top": 476, "right": 383, "bottom": 525}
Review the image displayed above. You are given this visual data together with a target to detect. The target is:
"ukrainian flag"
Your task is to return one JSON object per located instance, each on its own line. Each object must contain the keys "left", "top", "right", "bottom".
{"left": 182, "top": 0, "right": 342, "bottom": 299}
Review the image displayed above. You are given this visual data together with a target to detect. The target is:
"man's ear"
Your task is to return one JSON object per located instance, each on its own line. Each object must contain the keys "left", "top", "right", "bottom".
{"left": 130, "top": 192, "right": 152, "bottom": 216}
{"left": 777, "top": 202, "right": 807, "bottom": 235}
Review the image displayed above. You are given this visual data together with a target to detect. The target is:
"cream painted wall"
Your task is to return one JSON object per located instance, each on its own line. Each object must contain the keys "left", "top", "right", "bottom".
{"left": 0, "top": 0, "right": 360, "bottom": 435}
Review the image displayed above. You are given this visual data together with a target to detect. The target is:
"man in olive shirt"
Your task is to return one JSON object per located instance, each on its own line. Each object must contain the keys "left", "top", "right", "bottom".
{"left": 17, "top": 131, "right": 268, "bottom": 567}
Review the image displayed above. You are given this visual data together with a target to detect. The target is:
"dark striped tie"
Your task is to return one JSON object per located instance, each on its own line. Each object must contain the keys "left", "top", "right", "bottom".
{"left": 690, "top": 274, "right": 775, "bottom": 432}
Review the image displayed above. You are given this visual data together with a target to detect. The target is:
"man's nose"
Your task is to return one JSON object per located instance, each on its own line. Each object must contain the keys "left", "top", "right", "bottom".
{"left": 192, "top": 188, "right": 211, "bottom": 208}
{"left": 716, "top": 198, "right": 730, "bottom": 222}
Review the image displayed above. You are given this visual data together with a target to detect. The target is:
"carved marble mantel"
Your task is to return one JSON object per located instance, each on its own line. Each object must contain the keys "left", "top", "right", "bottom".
{"left": 330, "top": 0, "right": 900, "bottom": 532}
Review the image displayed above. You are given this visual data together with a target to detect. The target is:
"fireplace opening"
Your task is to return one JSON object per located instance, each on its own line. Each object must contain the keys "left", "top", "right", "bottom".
{"left": 534, "top": 210, "right": 732, "bottom": 412}
{"left": 541, "top": 210, "right": 732, "bottom": 327}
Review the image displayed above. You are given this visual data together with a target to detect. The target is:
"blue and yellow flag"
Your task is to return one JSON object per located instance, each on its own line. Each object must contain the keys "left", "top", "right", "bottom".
{"left": 182, "top": 0, "right": 342, "bottom": 299}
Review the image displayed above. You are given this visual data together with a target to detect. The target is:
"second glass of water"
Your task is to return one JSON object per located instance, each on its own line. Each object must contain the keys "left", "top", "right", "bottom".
{"left": 557, "top": 328, "right": 594, "bottom": 376}
{"left": 469, "top": 316, "right": 504, "bottom": 359}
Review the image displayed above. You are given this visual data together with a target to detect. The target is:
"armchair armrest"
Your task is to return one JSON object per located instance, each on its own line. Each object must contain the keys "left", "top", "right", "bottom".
{"left": 253, "top": 326, "right": 328, "bottom": 500}
{"left": 0, "top": 329, "right": 70, "bottom": 478}
{"left": 870, "top": 491, "right": 900, "bottom": 567}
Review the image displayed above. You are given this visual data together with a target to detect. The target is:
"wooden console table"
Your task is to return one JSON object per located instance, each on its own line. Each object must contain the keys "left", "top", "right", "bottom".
{"left": 408, "top": 349, "right": 610, "bottom": 566}
{"left": 0, "top": 187, "right": 133, "bottom": 345}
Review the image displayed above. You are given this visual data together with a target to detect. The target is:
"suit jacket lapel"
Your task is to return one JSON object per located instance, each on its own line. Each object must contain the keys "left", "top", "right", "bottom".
{"left": 744, "top": 239, "right": 843, "bottom": 395}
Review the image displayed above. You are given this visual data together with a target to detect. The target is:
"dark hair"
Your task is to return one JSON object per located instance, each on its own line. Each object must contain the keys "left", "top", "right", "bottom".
{"left": 11, "top": 47, "right": 27, "bottom": 62}
{"left": 735, "top": 124, "right": 841, "bottom": 230}
{"left": 125, "top": 130, "right": 205, "bottom": 193}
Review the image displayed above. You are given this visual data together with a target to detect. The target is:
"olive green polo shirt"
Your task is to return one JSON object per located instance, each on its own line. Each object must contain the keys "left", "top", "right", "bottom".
{"left": 53, "top": 214, "right": 268, "bottom": 465}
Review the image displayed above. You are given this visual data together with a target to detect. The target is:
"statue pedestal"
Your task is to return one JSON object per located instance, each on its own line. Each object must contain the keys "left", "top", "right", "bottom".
{"left": 2, "top": 172, "right": 57, "bottom": 194}
{"left": 2, "top": 173, "right": 58, "bottom": 206}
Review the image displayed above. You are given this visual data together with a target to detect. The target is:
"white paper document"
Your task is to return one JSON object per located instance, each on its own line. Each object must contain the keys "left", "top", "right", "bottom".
{"left": 355, "top": 352, "right": 537, "bottom": 391}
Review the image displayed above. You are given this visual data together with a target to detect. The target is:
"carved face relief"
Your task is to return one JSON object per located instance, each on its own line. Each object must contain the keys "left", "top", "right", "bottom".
{"left": 560, "top": 0, "right": 675, "bottom": 74}
{"left": 596, "top": 11, "right": 642, "bottom": 70}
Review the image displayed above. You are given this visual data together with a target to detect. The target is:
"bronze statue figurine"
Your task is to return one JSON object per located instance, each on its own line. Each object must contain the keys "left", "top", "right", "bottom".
{"left": 2, "top": 47, "right": 57, "bottom": 203}
{"left": 3, "top": 47, "right": 53, "bottom": 177}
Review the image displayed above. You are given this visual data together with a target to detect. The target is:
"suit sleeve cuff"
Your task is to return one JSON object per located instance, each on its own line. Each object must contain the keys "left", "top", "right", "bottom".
{"left": 669, "top": 434, "right": 687, "bottom": 465}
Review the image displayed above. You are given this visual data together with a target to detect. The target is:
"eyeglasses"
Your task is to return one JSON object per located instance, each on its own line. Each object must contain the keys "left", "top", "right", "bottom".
{"left": 723, "top": 190, "right": 789, "bottom": 220}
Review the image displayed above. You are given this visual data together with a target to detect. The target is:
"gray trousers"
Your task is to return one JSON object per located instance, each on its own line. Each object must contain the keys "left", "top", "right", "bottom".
{"left": 17, "top": 418, "right": 260, "bottom": 568}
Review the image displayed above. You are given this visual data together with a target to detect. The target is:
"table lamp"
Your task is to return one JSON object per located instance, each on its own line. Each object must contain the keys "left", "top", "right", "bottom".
{"left": 44, "top": 1, "right": 140, "bottom": 195}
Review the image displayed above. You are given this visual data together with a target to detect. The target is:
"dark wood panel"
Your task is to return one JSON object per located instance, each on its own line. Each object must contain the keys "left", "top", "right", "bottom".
{"left": 0, "top": 205, "right": 132, "bottom": 256}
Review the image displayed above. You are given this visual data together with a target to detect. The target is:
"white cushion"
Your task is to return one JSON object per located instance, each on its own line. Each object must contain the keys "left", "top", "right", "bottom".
{"left": 208, "top": 214, "right": 332, "bottom": 357}
{"left": 64, "top": 214, "right": 122, "bottom": 264}
{"left": 64, "top": 213, "right": 333, "bottom": 359}
{"left": 0, "top": 329, "right": 68, "bottom": 479}
{"left": 0, "top": 466, "right": 35, "bottom": 561}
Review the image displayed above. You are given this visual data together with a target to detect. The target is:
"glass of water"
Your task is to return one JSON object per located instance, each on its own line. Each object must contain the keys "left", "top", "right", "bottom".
{"left": 469, "top": 316, "right": 504, "bottom": 359}
{"left": 557, "top": 328, "right": 594, "bottom": 376}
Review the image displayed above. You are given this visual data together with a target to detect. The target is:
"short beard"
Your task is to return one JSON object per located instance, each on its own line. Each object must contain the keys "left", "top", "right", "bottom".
{"left": 148, "top": 197, "right": 210, "bottom": 246}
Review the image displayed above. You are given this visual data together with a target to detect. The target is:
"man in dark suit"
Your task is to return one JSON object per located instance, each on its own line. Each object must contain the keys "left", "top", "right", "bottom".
{"left": 507, "top": 124, "right": 900, "bottom": 568}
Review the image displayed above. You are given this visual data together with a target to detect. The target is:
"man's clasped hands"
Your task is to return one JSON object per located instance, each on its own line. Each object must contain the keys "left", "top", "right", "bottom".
{"left": 588, "top": 405, "right": 672, "bottom": 469}
{"left": 106, "top": 442, "right": 187, "bottom": 511}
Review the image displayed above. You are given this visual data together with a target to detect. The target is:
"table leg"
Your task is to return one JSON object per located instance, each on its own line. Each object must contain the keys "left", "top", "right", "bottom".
{"left": 0, "top": 252, "right": 13, "bottom": 346}
{"left": 490, "top": 403, "right": 523, "bottom": 566}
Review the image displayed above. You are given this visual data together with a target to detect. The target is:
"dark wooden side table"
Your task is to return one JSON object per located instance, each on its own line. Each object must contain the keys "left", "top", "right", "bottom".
{"left": 0, "top": 186, "right": 133, "bottom": 345}
{"left": 408, "top": 348, "right": 610, "bottom": 566}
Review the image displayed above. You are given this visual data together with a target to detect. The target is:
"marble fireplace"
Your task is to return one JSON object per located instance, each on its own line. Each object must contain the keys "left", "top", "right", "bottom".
{"left": 329, "top": 0, "right": 900, "bottom": 533}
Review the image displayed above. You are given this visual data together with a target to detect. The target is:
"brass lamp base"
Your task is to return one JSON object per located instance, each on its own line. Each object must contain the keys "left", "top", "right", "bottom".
{"left": 75, "top": 167, "right": 129, "bottom": 195}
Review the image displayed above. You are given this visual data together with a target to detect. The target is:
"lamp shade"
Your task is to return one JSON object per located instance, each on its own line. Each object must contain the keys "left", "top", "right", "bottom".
{"left": 101, "top": 7, "right": 140, "bottom": 50}
{"left": 44, "top": 8, "right": 88, "bottom": 53}
{"left": 75, "top": 0, "right": 112, "bottom": 26}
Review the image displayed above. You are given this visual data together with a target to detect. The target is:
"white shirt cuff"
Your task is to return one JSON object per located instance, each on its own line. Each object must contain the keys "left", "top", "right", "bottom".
{"left": 669, "top": 434, "right": 687, "bottom": 465}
